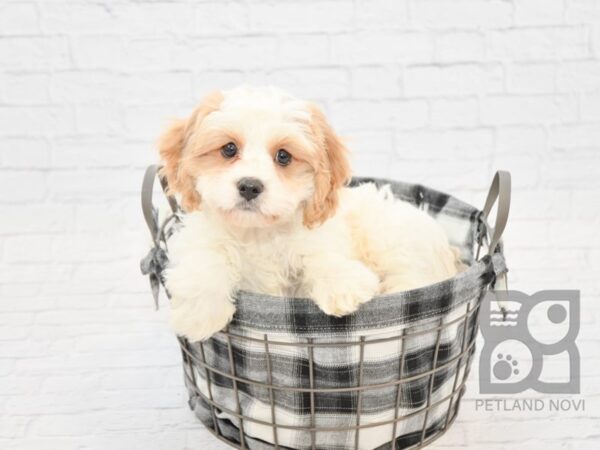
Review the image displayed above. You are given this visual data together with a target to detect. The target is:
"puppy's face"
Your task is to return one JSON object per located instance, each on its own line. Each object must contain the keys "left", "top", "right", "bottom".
{"left": 159, "top": 87, "right": 350, "bottom": 228}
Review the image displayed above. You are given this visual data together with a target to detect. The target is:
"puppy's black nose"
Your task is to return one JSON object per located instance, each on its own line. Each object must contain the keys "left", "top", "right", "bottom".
{"left": 237, "top": 177, "right": 264, "bottom": 201}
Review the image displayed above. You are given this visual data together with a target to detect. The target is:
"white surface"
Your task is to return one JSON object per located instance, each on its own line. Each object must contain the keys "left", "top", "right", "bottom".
{"left": 0, "top": 0, "right": 599, "bottom": 449}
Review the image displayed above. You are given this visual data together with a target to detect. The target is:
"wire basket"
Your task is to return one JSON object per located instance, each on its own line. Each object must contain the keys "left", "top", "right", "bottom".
{"left": 140, "top": 166, "right": 511, "bottom": 450}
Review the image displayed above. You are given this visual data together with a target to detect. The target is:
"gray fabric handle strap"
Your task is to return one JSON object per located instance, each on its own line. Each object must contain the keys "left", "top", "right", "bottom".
{"left": 141, "top": 164, "right": 178, "bottom": 310}
{"left": 141, "top": 164, "right": 178, "bottom": 237}
{"left": 482, "top": 170, "right": 511, "bottom": 255}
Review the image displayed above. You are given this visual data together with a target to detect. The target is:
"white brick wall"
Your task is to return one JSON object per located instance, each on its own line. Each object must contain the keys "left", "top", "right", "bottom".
{"left": 1, "top": 0, "right": 599, "bottom": 449}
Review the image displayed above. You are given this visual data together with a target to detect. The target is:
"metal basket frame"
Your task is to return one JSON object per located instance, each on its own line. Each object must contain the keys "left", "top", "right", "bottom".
{"left": 140, "top": 166, "right": 511, "bottom": 450}
{"left": 179, "top": 302, "right": 479, "bottom": 450}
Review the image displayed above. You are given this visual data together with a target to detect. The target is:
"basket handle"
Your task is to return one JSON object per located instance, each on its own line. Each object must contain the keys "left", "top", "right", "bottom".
{"left": 140, "top": 165, "right": 179, "bottom": 309}
{"left": 481, "top": 170, "right": 511, "bottom": 256}
{"left": 141, "top": 164, "right": 178, "bottom": 238}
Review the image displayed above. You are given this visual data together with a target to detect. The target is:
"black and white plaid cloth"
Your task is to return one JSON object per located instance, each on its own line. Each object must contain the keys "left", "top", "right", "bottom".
{"left": 142, "top": 176, "right": 507, "bottom": 450}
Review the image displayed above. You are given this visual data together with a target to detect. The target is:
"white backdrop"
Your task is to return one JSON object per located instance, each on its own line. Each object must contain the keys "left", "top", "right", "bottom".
{"left": 1, "top": 0, "right": 599, "bottom": 449}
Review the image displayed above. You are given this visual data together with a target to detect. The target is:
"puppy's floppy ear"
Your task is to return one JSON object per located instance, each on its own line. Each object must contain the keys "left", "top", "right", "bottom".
{"left": 159, "top": 118, "right": 198, "bottom": 210}
{"left": 158, "top": 91, "right": 223, "bottom": 212}
{"left": 303, "top": 103, "right": 352, "bottom": 228}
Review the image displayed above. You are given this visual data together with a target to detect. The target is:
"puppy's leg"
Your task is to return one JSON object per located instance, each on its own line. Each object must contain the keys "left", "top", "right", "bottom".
{"left": 303, "top": 253, "right": 379, "bottom": 316}
{"left": 165, "top": 251, "right": 237, "bottom": 342}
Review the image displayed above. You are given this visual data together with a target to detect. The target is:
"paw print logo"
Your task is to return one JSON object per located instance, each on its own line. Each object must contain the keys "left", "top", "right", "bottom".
{"left": 480, "top": 290, "right": 580, "bottom": 394}
{"left": 494, "top": 353, "right": 519, "bottom": 380}
{"left": 484, "top": 338, "right": 532, "bottom": 386}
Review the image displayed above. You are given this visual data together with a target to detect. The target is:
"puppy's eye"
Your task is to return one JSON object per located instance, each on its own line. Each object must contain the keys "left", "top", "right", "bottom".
{"left": 221, "top": 142, "right": 238, "bottom": 159}
{"left": 275, "top": 149, "right": 292, "bottom": 166}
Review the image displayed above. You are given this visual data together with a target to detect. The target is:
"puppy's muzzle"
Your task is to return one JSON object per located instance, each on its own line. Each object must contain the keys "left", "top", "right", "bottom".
{"left": 237, "top": 177, "right": 264, "bottom": 202}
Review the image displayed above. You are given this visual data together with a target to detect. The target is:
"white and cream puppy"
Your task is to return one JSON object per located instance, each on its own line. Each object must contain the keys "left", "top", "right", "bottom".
{"left": 159, "top": 86, "right": 460, "bottom": 342}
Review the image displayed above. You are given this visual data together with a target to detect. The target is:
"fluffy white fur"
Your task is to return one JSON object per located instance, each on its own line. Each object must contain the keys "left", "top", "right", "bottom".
{"left": 159, "top": 86, "right": 460, "bottom": 342}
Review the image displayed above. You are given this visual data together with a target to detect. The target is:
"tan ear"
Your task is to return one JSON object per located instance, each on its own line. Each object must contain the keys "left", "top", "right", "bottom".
{"left": 158, "top": 91, "right": 223, "bottom": 212}
{"left": 303, "top": 104, "right": 352, "bottom": 228}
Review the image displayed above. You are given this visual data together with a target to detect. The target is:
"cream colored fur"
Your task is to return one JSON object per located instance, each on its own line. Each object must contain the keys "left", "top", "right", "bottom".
{"left": 160, "top": 87, "right": 460, "bottom": 342}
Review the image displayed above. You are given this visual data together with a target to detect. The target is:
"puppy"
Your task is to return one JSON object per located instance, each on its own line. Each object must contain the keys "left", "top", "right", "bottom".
{"left": 159, "top": 87, "right": 460, "bottom": 342}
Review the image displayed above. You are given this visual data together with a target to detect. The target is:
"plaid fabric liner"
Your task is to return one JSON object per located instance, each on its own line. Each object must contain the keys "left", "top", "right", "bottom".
{"left": 144, "top": 177, "right": 508, "bottom": 450}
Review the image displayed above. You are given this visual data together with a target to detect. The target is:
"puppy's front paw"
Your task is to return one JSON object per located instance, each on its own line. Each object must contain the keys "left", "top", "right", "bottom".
{"left": 169, "top": 296, "right": 236, "bottom": 342}
{"left": 311, "top": 262, "right": 379, "bottom": 317}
